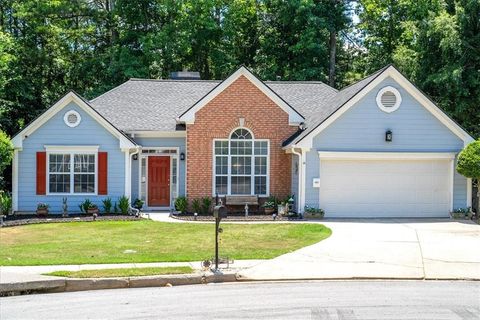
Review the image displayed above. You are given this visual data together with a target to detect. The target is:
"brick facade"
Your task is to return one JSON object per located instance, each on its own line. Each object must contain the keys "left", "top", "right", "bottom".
{"left": 186, "top": 75, "right": 298, "bottom": 201}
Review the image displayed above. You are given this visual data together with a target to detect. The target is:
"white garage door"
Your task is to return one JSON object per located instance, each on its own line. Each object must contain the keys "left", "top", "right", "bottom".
{"left": 320, "top": 159, "right": 451, "bottom": 218}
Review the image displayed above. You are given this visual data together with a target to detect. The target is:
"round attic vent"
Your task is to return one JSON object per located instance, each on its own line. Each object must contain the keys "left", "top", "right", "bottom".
{"left": 64, "top": 110, "right": 81, "bottom": 127}
{"left": 376, "top": 86, "right": 401, "bottom": 113}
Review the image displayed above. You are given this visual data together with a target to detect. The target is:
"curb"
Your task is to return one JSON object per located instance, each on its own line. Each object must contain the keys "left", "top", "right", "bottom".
{"left": 0, "top": 272, "right": 238, "bottom": 296}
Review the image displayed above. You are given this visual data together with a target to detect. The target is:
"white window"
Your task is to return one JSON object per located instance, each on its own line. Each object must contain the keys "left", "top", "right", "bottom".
{"left": 47, "top": 148, "right": 97, "bottom": 195}
{"left": 213, "top": 128, "right": 269, "bottom": 196}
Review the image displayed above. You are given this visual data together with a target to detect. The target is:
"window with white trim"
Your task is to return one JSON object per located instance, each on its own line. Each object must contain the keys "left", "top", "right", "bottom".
{"left": 214, "top": 128, "right": 269, "bottom": 196}
{"left": 48, "top": 152, "right": 96, "bottom": 194}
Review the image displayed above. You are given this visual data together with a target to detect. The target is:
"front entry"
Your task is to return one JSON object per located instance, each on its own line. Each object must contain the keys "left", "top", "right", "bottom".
{"left": 148, "top": 156, "right": 170, "bottom": 207}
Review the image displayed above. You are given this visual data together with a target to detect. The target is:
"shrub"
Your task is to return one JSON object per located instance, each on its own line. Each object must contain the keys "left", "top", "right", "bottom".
{"left": 201, "top": 197, "right": 212, "bottom": 214}
{"left": 0, "top": 130, "right": 13, "bottom": 174}
{"left": 133, "top": 198, "right": 144, "bottom": 210}
{"left": 191, "top": 199, "right": 201, "bottom": 214}
{"left": 102, "top": 198, "right": 112, "bottom": 214}
{"left": 0, "top": 191, "right": 12, "bottom": 215}
{"left": 118, "top": 196, "right": 130, "bottom": 215}
{"left": 174, "top": 196, "right": 188, "bottom": 213}
{"left": 113, "top": 202, "right": 119, "bottom": 214}
{"left": 457, "top": 140, "right": 480, "bottom": 214}
{"left": 79, "top": 199, "right": 93, "bottom": 213}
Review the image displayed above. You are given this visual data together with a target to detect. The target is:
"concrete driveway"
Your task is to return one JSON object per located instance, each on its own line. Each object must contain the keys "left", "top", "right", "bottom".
{"left": 238, "top": 219, "right": 480, "bottom": 280}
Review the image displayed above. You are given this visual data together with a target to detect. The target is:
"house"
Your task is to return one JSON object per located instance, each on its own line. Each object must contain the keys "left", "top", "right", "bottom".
{"left": 11, "top": 65, "right": 474, "bottom": 218}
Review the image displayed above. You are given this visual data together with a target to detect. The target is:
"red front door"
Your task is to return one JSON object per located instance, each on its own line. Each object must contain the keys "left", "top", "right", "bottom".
{"left": 148, "top": 156, "right": 170, "bottom": 207}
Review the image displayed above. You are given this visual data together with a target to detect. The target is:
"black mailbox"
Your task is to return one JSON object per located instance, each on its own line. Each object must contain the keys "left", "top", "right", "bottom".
{"left": 213, "top": 205, "right": 228, "bottom": 219}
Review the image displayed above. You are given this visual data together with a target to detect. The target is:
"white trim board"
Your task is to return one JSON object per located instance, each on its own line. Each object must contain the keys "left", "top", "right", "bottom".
{"left": 318, "top": 151, "right": 457, "bottom": 160}
{"left": 295, "top": 66, "right": 474, "bottom": 149}
{"left": 177, "top": 66, "right": 304, "bottom": 125}
{"left": 11, "top": 91, "right": 137, "bottom": 150}
{"left": 128, "top": 131, "right": 186, "bottom": 138}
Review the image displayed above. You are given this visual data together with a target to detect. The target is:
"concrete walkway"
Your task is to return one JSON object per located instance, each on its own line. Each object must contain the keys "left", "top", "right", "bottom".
{"left": 238, "top": 219, "right": 480, "bottom": 280}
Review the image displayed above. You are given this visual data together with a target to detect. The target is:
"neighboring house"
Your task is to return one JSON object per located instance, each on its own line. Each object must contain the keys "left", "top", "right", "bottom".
{"left": 11, "top": 65, "right": 474, "bottom": 218}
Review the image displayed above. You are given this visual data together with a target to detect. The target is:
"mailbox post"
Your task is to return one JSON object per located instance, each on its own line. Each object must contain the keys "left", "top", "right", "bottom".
{"left": 213, "top": 203, "right": 228, "bottom": 271}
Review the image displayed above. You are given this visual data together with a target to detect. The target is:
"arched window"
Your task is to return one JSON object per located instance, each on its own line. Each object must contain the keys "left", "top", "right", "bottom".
{"left": 214, "top": 128, "right": 269, "bottom": 196}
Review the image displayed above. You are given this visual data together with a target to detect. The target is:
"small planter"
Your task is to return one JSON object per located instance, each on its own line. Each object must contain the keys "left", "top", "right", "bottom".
{"left": 36, "top": 208, "right": 49, "bottom": 217}
{"left": 303, "top": 212, "right": 325, "bottom": 220}
{"left": 264, "top": 207, "right": 275, "bottom": 215}
{"left": 87, "top": 208, "right": 99, "bottom": 215}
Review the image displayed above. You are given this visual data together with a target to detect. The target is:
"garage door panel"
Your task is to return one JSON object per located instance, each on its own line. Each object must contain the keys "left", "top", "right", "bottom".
{"left": 320, "top": 159, "right": 450, "bottom": 218}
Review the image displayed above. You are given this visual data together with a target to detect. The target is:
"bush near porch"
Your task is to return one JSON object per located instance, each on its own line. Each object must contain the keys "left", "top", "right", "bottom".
{"left": 0, "top": 220, "right": 331, "bottom": 266}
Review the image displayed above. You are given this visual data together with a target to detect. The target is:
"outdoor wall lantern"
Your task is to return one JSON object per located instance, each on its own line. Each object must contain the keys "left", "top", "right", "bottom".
{"left": 132, "top": 154, "right": 138, "bottom": 160}
{"left": 180, "top": 152, "right": 185, "bottom": 161}
{"left": 385, "top": 130, "right": 393, "bottom": 142}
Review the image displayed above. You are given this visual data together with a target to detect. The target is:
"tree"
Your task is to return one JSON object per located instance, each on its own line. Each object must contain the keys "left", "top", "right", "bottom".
{"left": 457, "top": 140, "right": 480, "bottom": 214}
{"left": 0, "top": 130, "right": 13, "bottom": 189}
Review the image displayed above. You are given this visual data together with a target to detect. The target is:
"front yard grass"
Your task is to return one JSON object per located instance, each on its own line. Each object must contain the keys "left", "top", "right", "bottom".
{"left": 45, "top": 266, "right": 194, "bottom": 278}
{"left": 0, "top": 220, "right": 331, "bottom": 266}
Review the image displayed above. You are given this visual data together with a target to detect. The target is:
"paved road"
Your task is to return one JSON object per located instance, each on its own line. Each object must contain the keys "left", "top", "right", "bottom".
{"left": 1, "top": 281, "right": 479, "bottom": 319}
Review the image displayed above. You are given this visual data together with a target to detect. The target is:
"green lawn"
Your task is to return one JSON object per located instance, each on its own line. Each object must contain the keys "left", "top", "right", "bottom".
{"left": 45, "top": 266, "right": 194, "bottom": 278}
{"left": 0, "top": 220, "right": 331, "bottom": 266}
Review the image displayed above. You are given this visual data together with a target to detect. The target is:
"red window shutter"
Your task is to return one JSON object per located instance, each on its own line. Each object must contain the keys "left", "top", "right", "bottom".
{"left": 98, "top": 152, "right": 108, "bottom": 195}
{"left": 36, "top": 152, "right": 47, "bottom": 195}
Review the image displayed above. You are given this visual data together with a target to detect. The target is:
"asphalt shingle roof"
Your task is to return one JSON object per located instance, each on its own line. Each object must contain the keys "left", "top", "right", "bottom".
{"left": 285, "top": 66, "right": 389, "bottom": 146}
{"left": 90, "top": 79, "right": 338, "bottom": 132}
{"left": 89, "top": 66, "right": 388, "bottom": 146}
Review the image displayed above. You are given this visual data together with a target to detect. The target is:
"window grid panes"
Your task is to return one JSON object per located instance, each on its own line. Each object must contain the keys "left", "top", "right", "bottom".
{"left": 48, "top": 153, "right": 96, "bottom": 194}
{"left": 214, "top": 129, "right": 269, "bottom": 196}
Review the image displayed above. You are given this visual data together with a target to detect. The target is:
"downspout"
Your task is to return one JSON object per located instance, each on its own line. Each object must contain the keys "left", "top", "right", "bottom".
{"left": 291, "top": 148, "right": 303, "bottom": 214}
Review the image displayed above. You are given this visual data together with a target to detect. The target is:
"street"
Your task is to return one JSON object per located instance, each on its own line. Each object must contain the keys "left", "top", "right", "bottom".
{"left": 1, "top": 281, "right": 479, "bottom": 319}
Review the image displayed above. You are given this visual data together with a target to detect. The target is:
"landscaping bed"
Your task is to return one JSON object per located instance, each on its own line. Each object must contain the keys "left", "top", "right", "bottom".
{"left": 1, "top": 214, "right": 141, "bottom": 227}
{"left": 171, "top": 213, "right": 302, "bottom": 222}
{"left": 0, "top": 220, "right": 331, "bottom": 266}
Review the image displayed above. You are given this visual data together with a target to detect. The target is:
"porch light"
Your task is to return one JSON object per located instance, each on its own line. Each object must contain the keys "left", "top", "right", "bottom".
{"left": 132, "top": 154, "right": 138, "bottom": 160}
{"left": 385, "top": 130, "right": 393, "bottom": 142}
{"left": 180, "top": 152, "right": 185, "bottom": 161}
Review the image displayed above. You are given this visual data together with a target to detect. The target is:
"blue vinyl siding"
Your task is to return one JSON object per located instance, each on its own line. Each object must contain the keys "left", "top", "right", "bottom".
{"left": 17, "top": 102, "right": 125, "bottom": 213}
{"left": 130, "top": 137, "right": 186, "bottom": 204}
{"left": 453, "top": 167, "right": 468, "bottom": 210}
{"left": 304, "top": 77, "right": 468, "bottom": 209}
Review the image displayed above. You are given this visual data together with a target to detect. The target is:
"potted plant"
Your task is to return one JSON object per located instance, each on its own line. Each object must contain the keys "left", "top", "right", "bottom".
{"left": 36, "top": 203, "right": 49, "bottom": 216}
{"left": 133, "top": 198, "right": 144, "bottom": 210}
{"left": 263, "top": 201, "right": 276, "bottom": 215}
{"left": 87, "top": 203, "right": 99, "bottom": 215}
{"left": 450, "top": 207, "right": 473, "bottom": 220}
{"left": 303, "top": 206, "right": 325, "bottom": 220}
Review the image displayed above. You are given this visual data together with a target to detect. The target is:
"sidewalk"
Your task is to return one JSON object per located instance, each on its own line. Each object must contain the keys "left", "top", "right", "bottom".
{"left": 0, "top": 260, "right": 263, "bottom": 295}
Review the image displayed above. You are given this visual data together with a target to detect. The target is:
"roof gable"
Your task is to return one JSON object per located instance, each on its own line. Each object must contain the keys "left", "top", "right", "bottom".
{"left": 177, "top": 66, "right": 305, "bottom": 125}
{"left": 12, "top": 91, "right": 137, "bottom": 150}
{"left": 287, "top": 65, "right": 474, "bottom": 148}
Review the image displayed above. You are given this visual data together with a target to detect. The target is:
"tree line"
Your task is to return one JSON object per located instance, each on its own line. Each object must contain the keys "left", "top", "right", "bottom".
{"left": 0, "top": 0, "right": 478, "bottom": 150}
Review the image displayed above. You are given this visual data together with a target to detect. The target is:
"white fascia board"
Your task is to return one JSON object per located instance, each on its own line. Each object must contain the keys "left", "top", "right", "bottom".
{"left": 178, "top": 66, "right": 304, "bottom": 125}
{"left": 127, "top": 131, "right": 186, "bottom": 138}
{"left": 297, "top": 66, "right": 474, "bottom": 148}
{"left": 12, "top": 92, "right": 136, "bottom": 150}
{"left": 318, "top": 151, "right": 457, "bottom": 160}
{"left": 44, "top": 145, "right": 99, "bottom": 152}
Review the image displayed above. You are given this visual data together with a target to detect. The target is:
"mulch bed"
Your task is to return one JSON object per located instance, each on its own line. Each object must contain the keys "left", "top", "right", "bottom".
{"left": 1, "top": 214, "right": 142, "bottom": 227}
{"left": 171, "top": 213, "right": 302, "bottom": 222}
